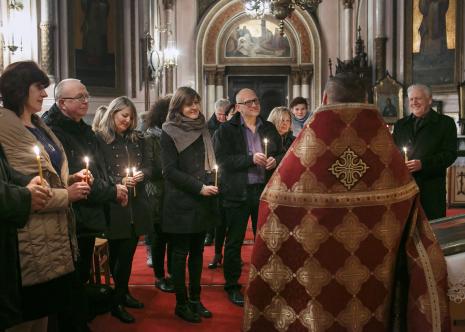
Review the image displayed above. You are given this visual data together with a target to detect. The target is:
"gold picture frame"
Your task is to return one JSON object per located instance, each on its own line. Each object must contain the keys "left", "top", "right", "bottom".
{"left": 404, "top": 0, "right": 463, "bottom": 93}
{"left": 67, "top": 0, "right": 125, "bottom": 96}
{"left": 448, "top": 166, "right": 465, "bottom": 207}
{"left": 373, "top": 73, "right": 404, "bottom": 124}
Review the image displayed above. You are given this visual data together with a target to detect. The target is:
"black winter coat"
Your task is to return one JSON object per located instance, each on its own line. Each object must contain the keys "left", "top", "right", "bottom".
{"left": 42, "top": 105, "right": 116, "bottom": 236}
{"left": 207, "top": 114, "right": 222, "bottom": 136}
{"left": 96, "top": 133, "right": 152, "bottom": 239}
{"left": 161, "top": 132, "right": 217, "bottom": 234}
{"left": 144, "top": 127, "right": 164, "bottom": 225}
{"left": 213, "top": 113, "right": 284, "bottom": 202}
{"left": 0, "top": 146, "right": 31, "bottom": 330}
{"left": 393, "top": 110, "right": 457, "bottom": 219}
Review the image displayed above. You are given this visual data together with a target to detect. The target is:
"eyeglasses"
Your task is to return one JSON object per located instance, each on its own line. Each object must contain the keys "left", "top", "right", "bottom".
{"left": 237, "top": 98, "right": 259, "bottom": 107}
{"left": 61, "top": 94, "right": 91, "bottom": 103}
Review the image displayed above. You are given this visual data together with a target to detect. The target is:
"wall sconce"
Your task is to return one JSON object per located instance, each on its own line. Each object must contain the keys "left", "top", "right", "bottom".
{"left": 2, "top": 0, "right": 24, "bottom": 54}
{"left": 163, "top": 46, "right": 179, "bottom": 68}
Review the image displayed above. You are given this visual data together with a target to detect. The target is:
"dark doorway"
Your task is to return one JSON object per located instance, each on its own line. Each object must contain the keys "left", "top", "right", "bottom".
{"left": 227, "top": 75, "right": 288, "bottom": 119}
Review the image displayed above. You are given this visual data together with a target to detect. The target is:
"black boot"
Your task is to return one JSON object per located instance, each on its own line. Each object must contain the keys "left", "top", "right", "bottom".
{"left": 155, "top": 277, "right": 175, "bottom": 293}
{"left": 111, "top": 305, "right": 135, "bottom": 323}
{"left": 175, "top": 303, "right": 201, "bottom": 323}
{"left": 208, "top": 253, "right": 223, "bottom": 269}
{"left": 189, "top": 300, "right": 212, "bottom": 318}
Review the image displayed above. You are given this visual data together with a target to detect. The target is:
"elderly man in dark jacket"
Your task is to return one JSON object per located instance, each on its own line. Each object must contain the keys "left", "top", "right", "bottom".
{"left": 204, "top": 98, "right": 230, "bottom": 248}
{"left": 393, "top": 84, "right": 457, "bottom": 219}
{"left": 0, "top": 146, "right": 50, "bottom": 330}
{"left": 42, "top": 78, "right": 128, "bottom": 330}
{"left": 213, "top": 88, "right": 283, "bottom": 306}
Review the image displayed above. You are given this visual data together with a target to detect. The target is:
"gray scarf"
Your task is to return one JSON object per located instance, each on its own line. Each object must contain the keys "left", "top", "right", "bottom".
{"left": 162, "top": 112, "right": 216, "bottom": 172}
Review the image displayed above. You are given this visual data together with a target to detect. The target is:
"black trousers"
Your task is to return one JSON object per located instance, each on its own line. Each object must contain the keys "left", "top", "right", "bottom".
{"left": 214, "top": 204, "right": 227, "bottom": 256}
{"left": 149, "top": 223, "right": 172, "bottom": 279}
{"left": 55, "top": 236, "right": 95, "bottom": 331}
{"left": 223, "top": 184, "right": 262, "bottom": 291}
{"left": 76, "top": 236, "right": 95, "bottom": 284}
{"left": 108, "top": 236, "right": 139, "bottom": 305}
{"left": 170, "top": 233, "right": 205, "bottom": 304}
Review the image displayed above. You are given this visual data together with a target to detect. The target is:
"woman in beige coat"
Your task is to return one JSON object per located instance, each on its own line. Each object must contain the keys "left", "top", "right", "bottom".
{"left": 0, "top": 61, "right": 91, "bottom": 332}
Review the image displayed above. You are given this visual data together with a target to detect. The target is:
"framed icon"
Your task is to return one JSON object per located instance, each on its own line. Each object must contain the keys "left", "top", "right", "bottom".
{"left": 373, "top": 73, "right": 404, "bottom": 124}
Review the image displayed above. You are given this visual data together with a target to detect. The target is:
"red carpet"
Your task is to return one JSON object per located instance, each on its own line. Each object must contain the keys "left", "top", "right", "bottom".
{"left": 90, "top": 226, "right": 254, "bottom": 331}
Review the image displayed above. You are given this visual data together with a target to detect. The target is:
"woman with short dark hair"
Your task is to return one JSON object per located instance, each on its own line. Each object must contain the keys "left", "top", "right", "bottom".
{"left": 0, "top": 61, "right": 90, "bottom": 332}
{"left": 161, "top": 87, "right": 218, "bottom": 323}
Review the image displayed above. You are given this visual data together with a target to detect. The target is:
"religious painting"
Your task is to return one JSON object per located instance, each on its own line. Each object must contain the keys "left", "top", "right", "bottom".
{"left": 373, "top": 73, "right": 404, "bottom": 124}
{"left": 405, "top": 0, "right": 462, "bottom": 92}
{"left": 68, "top": 0, "right": 124, "bottom": 96}
{"left": 448, "top": 165, "right": 465, "bottom": 207}
{"left": 225, "top": 19, "right": 291, "bottom": 58}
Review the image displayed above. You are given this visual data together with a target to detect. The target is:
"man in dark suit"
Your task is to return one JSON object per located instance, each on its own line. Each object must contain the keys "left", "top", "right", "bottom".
{"left": 214, "top": 88, "right": 283, "bottom": 306}
{"left": 393, "top": 84, "right": 457, "bottom": 219}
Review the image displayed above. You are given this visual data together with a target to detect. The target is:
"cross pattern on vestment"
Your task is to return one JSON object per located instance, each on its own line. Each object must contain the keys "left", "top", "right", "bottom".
{"left": 260, "top": 255, "right": 294, "bottom": 293}
{"left": 328, "top": 148, "right": 369, "bottom": 190}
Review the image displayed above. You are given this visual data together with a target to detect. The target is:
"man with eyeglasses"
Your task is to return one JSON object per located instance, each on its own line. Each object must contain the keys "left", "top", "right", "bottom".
{"left": 214, "top": 88, "right": 283, "bottom": 307}
{"left": 42, "top": 78, "right": 128, "bottom": 331}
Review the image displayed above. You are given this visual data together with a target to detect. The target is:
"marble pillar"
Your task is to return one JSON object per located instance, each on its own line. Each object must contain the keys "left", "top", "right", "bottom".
{"left": 342, "top": 0, "right": 355, "bottom": 61}
{"left": 40, "top": 0, "right": 55, "bottom": 79}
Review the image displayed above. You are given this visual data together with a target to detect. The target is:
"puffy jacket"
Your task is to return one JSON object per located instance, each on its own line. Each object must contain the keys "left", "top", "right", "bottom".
{"left": 0, "top": 108, "right": 76, "bottom": 287}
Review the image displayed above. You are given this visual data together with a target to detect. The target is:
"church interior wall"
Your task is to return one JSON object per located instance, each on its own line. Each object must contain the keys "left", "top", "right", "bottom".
{"left": 0, "top": 0, "right": 464, "bottom": 124}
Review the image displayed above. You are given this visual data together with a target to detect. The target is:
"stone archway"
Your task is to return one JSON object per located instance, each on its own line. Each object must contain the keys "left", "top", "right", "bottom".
{"left": 196, "top": 0, "right": 322, "bottom": 117}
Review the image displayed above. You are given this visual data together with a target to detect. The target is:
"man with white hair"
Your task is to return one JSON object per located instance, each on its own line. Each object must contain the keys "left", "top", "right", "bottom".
{"left": 393, "top": 83, "right": 457, "bottom": 220}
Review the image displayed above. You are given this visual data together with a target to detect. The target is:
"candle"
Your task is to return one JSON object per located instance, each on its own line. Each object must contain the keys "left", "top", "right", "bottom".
{"left": 132, "top": 167, "right": 137, "bottom": 197}
{"left": 33, "top": 145, "right": 44, "bottom": 186}
{"left": 84, "top": 156, "right": 90, "bottom": 183}
{"left": 403, "top": 147, "right": 408, "bottom": 162}
{"left": 214, "top": 164, "right": 218, "bottom": 187}
{"left": 263, "top": 138, "right": 269, "bottom": 158}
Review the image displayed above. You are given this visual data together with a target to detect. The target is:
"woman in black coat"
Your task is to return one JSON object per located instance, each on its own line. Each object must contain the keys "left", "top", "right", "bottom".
{"left": 96, "top": 96, "right": 152, "bottom": 324}
{"left": 161, "top": 87, "right": 218, "bottom": 323}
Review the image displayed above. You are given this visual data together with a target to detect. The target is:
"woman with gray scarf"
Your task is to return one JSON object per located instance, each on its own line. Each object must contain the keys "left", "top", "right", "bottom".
{"left": 161, "top": 87, "right": 218, "bottom": 323}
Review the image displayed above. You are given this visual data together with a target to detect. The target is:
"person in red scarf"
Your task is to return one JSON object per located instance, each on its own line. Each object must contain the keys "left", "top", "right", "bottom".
{"left": 243, "top": 72, "right": 450, "bottom": 331}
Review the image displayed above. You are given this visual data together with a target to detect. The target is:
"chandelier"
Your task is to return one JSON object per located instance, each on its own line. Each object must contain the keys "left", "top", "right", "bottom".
{"left": 243, "top": 0, "right": 322, "bottom": 34}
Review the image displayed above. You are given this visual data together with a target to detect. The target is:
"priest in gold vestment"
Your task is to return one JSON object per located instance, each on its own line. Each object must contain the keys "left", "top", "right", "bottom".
{"left": 243, "top": 73, "right": 450, "bottom": 331}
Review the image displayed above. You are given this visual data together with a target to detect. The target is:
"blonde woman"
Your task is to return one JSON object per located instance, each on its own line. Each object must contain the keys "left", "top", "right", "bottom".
{"left": 96, "top": 96, "right": 152, "bottom": 324}
{"left": 267, "top": 106, "right": 295, "bottom": 152}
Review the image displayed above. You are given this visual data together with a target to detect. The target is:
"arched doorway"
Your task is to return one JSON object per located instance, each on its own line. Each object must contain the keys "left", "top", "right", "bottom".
{"left": 196, "top": 0, "right": 322, "bottom": 118}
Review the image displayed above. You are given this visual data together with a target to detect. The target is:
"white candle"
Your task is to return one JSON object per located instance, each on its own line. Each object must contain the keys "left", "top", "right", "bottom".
{"left": 214, "top": 164, "right": 218, "bottom": 187}
{"left": 263, "top": 138, "right": 269, "bottom": 158}
{"left": 33, "top": 145, "right": 44, "bottom": 186}
{"left": 84, "top": 156, "right": 90, "bottom": 183}
{"left": 132, "top": 167, "right": 137, "bottom": 197}
{"left": 403, "top": 147, "right": 408, "bottom": 162}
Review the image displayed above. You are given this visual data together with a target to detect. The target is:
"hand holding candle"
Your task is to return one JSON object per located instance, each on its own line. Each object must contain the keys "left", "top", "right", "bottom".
{"left": 33, "top": 145, "right": 44, "bottom": 186}
{"left": 263, "top": 138, "right": 269, "bottom": 159}
{"left": 403, "top": 147, "right": 408, "bottom": 162}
